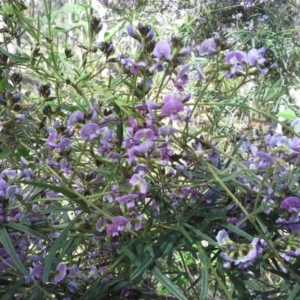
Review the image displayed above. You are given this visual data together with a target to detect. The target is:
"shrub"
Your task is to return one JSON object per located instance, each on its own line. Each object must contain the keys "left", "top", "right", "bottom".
{"left": 0, "top": 1, "right": 300, "bottom": 299}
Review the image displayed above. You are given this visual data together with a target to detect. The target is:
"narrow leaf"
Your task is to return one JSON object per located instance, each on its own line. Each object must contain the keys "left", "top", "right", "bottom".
{"left": 287, "top": 284, "right": 300, "bottom": 300}
{"left": 20, "top": 180, "right": 89, "bottom": 210}
{"left": 198, "top": 245, "right": 209, "bottom": 300}
{"left": 0, "top": 278, "right": 25, "bottom": 300}
{"left": 152, "top": 266, "right": 188, "bottom": 300}
{"left": 42, "top": 213, "right": 82, "bottom": 283}
{"left": 0, "top": 225, "right": 27, "bottom": 275}
{"left": 6, "top": 222, "right": 50, "bottom": 242}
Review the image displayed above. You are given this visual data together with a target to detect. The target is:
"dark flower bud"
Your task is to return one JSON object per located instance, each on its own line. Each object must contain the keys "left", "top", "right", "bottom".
{"left": 65, "top": 48, "right": 73, "bottom": 58}
{"left": 38, "top": 83, "right": 51, "bottom": 98}
{"left": 145, "top": 40, "right": 156, "bottom": 53}
{"left": 126, "top": 25, "right": 141, "bottom": 43}
{"left": 98, "top": 41, "right": 114, "bottom": 56}
{"left": 12, "top": 93, "right": 21, "bottom": 103}
{"left": 18, "top": 0, "right": 28, "bottom": 10}
{"left": 0, "top": 52, "right": 8, "bottom": 65}
{"left": 42, "top": 104, "right": 52, "bottom": 116}
{"left": 11, "top": 72, "right": 23, "bottom": 85}
{"left": 0, "top": 95, "right": 6, "bottom": 106}
{"left": 134, "top": 78, "right": 153, "bottom": 98}
{"left": 5, "top": 89, "right": 11, "bottom": 99}
{"left": 220, "top": 39, "right": 237, "bottom": 51}
{"left": 90, "top": 16, "right": 102, "bottom": 34}
{"left": 171, "top": 35, "right": 184, "bottom": 47}
{"left": 146, "top": 29, "right": 154, "bottom": 41}
{"left": 137, "top": 23, "right": 152, "bottom": 37}
{"left": 86, "top": 171, "right": 97, "bottom": 182}
{"left": 32, "top": 46, "right": 40, "bottom": 57}
{"left": 107, "top": 57, "right": 118, "bottom": 63}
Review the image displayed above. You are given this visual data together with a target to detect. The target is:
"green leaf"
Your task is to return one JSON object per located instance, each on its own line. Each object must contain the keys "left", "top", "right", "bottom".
{"left": 129, "top": 232, "right": 180, "bottom": 281}
{"left": 221, "top": 223, "right": 253, "bottom": 241}
{"left": 287, "top": 284, "right": 300, "bottom": 300}
{"left": 276, "top": 108, "right": 296, "bottom": 120}
{"left": 0, "top": 146, "right": 12, "bottom": 160}
{"left": 42, "top": 212, "right": 82, "bottom": 283}
{"left": 0, "top": 76, "right": 7, "bottom": 93}
{"left": 183, "top": 223, "right": 219, "bottom": 246}
{"left": 0, "top": 278, "right": 25, "bottom": 300}
{"left": 178, "top": 225, "right": 193, "bottom": 243}
{"left": 5, "top": 222, "right": 50, "bottom": 242}
{"left": 19, "top": 181, "right": 89, "bottom": 210}
{"left": 262, "top": 85, "right": 285, "bottom": 104}
{"left": 62, "top": 3, "right": 86, "bottom": 16}
{"left": 104, "top": 21, "right": 125, "bottom": 41}
{"left": 152, "top": 266, "right": 188, "bottom": 300}
{"left": 198, "top": 245, "right": 209, "bottom": 300}
{"left": 0, "top": 225, "right": 27, "bottom": 275}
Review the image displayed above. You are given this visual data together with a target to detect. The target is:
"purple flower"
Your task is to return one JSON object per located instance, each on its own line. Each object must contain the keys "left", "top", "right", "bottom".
{"left": 153, "top": 40, "right": 171, "bottom": 60}
{"left": 262, "top": 189, "right": 275, "bottom": 214}
{"left": 248, "top": 48, "right": 266, "bottom": 66}
{"left": 70, "top": 264, "right": 87, "bottom": 281}
{"left": 216, "top": 230, "right": 232, "bottom": 246}
{"left": 106, "top": 224, "right": 119, "bottom": 237}
{"left": 225, "top": 51, "right": 248, "bottom": 64}
{"left": 276, "top": 216, "right": 300, "bottom": 232}
{"left": 121, "top": 286, "right": 132, "bottom": 298}
{"left": 57, "top": 138, "right": 71, "bottom": 152}
{"left": 280, "top": 197, "right": 300, "bottom": 213}
{"left": 68, "top": 111, "right": 84, "bottom": 127}
{"left": 88, "top": 265, "right": 99, "bottom": 281}
{"left": 19, "top": 169, "right": 35, "bottom": 180}
{"left": 161, "top": 93, "right": 184, "bottom": 120}
{"left": 115, "top": 194, "right": 138, "bottom": 209}
{"left": 96, "top": 217, "right": 106, "bottom": 232}
{"left": 129, "top": 174, "right": 148, "bottom": 194}
{"left": 60, "top": 162, "right": 73, "bottom": 175}
{"left": 134, "top": 164, "right": 149, "bottom": 176}
{"left": 225, "top": 50, "right": 248, "bottom": 77}
{"left": 276, "top": 136, "right": 293, "bottom": 153}
{"left": 281, "top": 249, "right": 300, "bottom": 262}
{"left": 80, "top": 123, "right": 100, "bottom": 141}
{"left": 53, "top": 264, "right": 67, "bottom": 283}
{"left": 175, "top": 65, "right": 189, "bottom": 91}
{"left": 0, "top": 179, "right": 8, "bottom": 196}
{"left": 291, "top": 118, "right": 300, "bottom": 133}
{"left": 198, "top": 38, "right": 217, "bottom": 56}
{"left": 133, "top": 213, "right": 145, "bottom": 231}
{"left": 177, "top": 64, "right": 190, "bottom": 79}
{"left": 179, "top": 46, "right": 191, "bottom": 57}
{"left": 256, "top": 151, "right": 274, "bottom": 163}
{"left": 134, "top": 128, "right": 155, "bottom": 152}
{"left": 20, "top": 156, "right": 29, "bottom": 167}
{"left": 121, "top": 57, "right": 146, "bottom": 74}
{"left": 146, "top": 100, "right": 162, "bottom": 110}
{"left": 242, "top": 238, "right": 263, "bottom": 262}
{"left": 158, "top": 125, "right": 176, "bottom": 142}
{"left": 17, "top": 114, "right": 25, "bottom": 121}
{"left": 112, "top": 216, "right": 130, "bottom": 231}
{"left": 25, "top": 265, "right": 44, "bottom": 283}
{"left": 6, "top": 185, "right": 20, "bottom": 198}
{"left": 45, "top": 129, "right": 60, "bottom": 150}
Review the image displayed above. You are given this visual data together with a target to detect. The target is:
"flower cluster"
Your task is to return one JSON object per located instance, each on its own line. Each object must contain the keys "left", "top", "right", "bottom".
{"left": 1, "top": 0, "right": 299, "bottom": 298}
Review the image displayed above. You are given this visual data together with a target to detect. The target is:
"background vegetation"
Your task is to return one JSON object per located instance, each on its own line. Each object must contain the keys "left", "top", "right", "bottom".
{"left": 1, "top": 0, "right": 300, "bottom": 299}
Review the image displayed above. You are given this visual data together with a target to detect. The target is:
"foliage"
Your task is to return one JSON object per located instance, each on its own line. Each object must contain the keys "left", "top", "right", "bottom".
{"left": 0, "top": 0, "right": 300, "bottom": 299}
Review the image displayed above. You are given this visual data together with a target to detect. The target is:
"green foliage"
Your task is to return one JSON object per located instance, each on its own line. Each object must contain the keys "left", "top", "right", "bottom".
{"left": 0, "top": 0, "right": 300, "bottom": 299}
